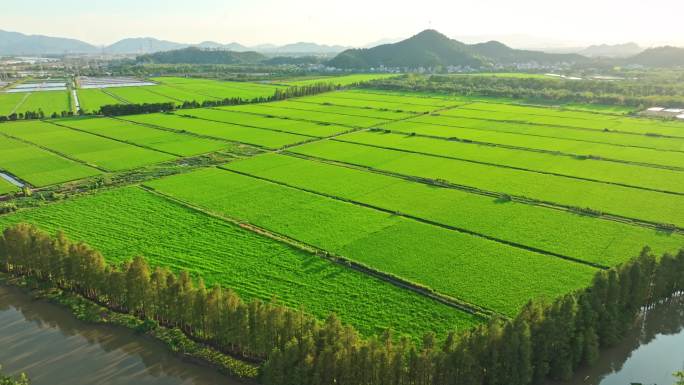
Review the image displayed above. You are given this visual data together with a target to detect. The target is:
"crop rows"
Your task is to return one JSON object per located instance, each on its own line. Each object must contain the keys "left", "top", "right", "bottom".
{"left": 121, "top": 113, "right": 310, "bottom": 149}
{"left": 338, "top": 130, "right": 684, "bottom": 194}
{"left": 76, "top": 89, "right": 122, "bottom": 113}
{"left": 59, "top": 117, "right": 228, "bottom": 156}
{"left": 385, "top": 118, "right": 684, "bottom": 169}
{"left": 0, "top": 134, "right": 101, "bottom": 186}
{"left": 289, "top": 139, "right": 684, "bottom": 228}
{"left": 263, "top": 100, "right": 419, "bottom": 120}
{"left": 293, "top": 93, "right": 454, "bottom": 113}
{"left": 0, "top": 186, "right": 479, "bottom": 337}
{"left": 0, "top": 120, "right": 175, "bottom": 171}
{"left": 415, "top": 112, "right": 684, "bottom": 153}
{"left": 446, "top": 102, "right": 684, "bottom": 137}
{"left": 224, "top": 104, "right": 390, "bottom": 127}
{"left": 152, "top": 77, "right": 281, "bottom": 100}
{"left": 224, "top": 152, "right": 684, "bottom": 267}
{"left": 179, "top": 108, "right": 350, "bottom": 137}
{"left": 145, "top": 167, "right": 598, "bottom": 316}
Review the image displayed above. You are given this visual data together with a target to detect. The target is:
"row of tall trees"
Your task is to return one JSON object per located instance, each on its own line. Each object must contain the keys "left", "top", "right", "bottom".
{"left": 0, "top": 109, "right": 74, "bottom": 122}
{"left": 1, "top": 223, "right": 683, "bottom": 385}
{"left": 365, "top": 75, "right": 684, "bottom": 108}
{"left": 97, "top": 83, "right": 337, "bottom": 116}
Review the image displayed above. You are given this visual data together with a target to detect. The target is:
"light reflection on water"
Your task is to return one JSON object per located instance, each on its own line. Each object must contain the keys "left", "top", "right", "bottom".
{"left": 0, "top": 285, "right": 246, "bottom": 385}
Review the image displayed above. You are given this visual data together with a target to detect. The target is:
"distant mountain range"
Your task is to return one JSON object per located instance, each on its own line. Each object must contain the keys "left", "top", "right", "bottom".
{"left": 2, "top": 29, "right": 684, "bottom": 68}
{"left": 626, "top": 46, "right": 684, "bottom": 67}
{"left": 328, "top": 30, "right": 587, "bottom": 69}
{"left": 579, "top": 42, "right": 643, "bottom": 58}
{"left": 0, "top": 30, "right": 350, "bottom": 56}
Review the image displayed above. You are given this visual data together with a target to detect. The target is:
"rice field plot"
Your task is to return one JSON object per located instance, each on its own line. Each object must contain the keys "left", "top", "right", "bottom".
{"left": 145, "top": 167, "right": 598, "bottom": 316}
{"left": 333, "top": 89, "right": 460, "bottom": 106}
{"left": 15, "top": 91, "right": 71, "bottom": 115}
{"left": 226, "top": 152, "right": 684, "bottom": 268}
{"left": 289, "top": 140, "right": 684, "bottom": 228}
{"left": 121, "top": 113, "right": 310, "bottom": 149}
{"left": 104, "top": 86, "right": 178, "bottom": 105}
{"left": 387, "top": 118, "right": 684, "bottom": 169}
{"left": 223, "top": 104, "right": 389, "bottom": 128}
{"left": 0, "top": 178, "right": 18, "bottom": 195}
{"left": 76, "top": 89, "right": 122, "bottom": 113}
{"left": 338, "top": 131, "right": 684, "bottom": 194}
{"left": 179, "top": 108, "right": 350, "bottom": 137}
{"left": 416, "top": 113, "right": 684, "bottom": 152}
{"left": 142, "top": 84, "right": 220, "bottom": 103}
{"left": 444, "top": 103, "right": 684, "bottom": 137}
{"left": 59, "top": 117, "right": 228, "bottom": 157}
{"left": 152, "top": 77, "right": 281, "bottom": 100}
{"left": 266, "top": 99, "right": 418, "bottom": 120}
{"left": 282, "top": 74, "right": 398, "bottom": 87}
{"left": 0, "top": 120, "right": 175, "bottom": 171}
{"left": 292, "top": 94, "right": 447, "bottom": 113}
{"left": 0, "top": 135, "right": 101, "bottom": 186}
{"left": 0, "top": 93, "right": 28, "bottom": 115}
{"left": 0, "top": 186, "right": 478, "bottom": 337}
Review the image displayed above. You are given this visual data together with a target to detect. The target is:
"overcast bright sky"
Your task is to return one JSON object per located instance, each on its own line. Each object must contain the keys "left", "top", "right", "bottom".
{"left": 3, "top": 0, "right": 683, "bottom": 48}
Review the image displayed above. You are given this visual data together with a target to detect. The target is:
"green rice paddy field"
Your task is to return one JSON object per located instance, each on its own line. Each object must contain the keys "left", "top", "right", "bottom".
{"left": 1, "top": 87, "right": 684, "bottom": 340}
{"left": 0, "top": 90, "right": 71, "bottom": 116}
{"left": 0, "top": 186, "right": 479, "bottom": 337}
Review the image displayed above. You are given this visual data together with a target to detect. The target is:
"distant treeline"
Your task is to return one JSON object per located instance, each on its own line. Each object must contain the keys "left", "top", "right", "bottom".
{"left": 98, "top": 83, "right": 339, "bottom": 116}
{"left": 365, "top": 75, "right": 684, "bottom": 108}
{"left": 0, "top": 83, "right": 339, "bottom": 121}
{"left": 2, "top": 223, "right": 683, "bottom": 385}
{"left": 0, "top": 109, "right": 74, "bottom": 122}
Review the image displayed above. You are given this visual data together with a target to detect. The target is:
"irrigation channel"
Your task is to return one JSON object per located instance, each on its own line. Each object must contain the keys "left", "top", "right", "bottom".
{"left": 0, "top": 285, "right": 246, "bottom": 385}
{"left": 551, "top": 295, "right": 684, "bottom": 385}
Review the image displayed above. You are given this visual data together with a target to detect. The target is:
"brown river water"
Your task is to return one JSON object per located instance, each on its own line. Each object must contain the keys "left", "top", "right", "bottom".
{"left": 1, "top": 284, "right": 682, "bottom": 385}
{"left": 0, "top": 285, "right": 245, "bottom": 385}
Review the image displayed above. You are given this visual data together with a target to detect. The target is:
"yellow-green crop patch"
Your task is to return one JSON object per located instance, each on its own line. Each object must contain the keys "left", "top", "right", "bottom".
{"left": 337, "top": 130, "right": 684, "bottom": 194}
{"left": 121, "top": 113, "right": 310, "bottom": 149}
{"left": 0, "top": 135, "right": 101, "bottom": 186}
{"left": 289, "top": 139, "right": 684, "bottom": 228}
{"left": 224, "top": 103, "right": 389, "bottom": 127}
{"left": 58, "top": 117, "right": 228, "bottom": 156}
{"left": 178, "top": 108, "right": 350, "bottom": 137}
{"left": 0, "top": 186, "right": 479, "bottom": 337}
{"left": 225, "top": 152, "right": 684, "bottom": 268}
{"left": 145, "top": 167, "right": 598, "bottom": 316}
{"left": 0, "top": 120, "right": 175, "bottom": 171}
{"left": 388, "top": 118, "right": 684, "bottom": 169}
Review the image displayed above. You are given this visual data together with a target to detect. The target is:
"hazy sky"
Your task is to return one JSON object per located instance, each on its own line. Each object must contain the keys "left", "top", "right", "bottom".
{"left": 3, "top": 0, "right": 683, "bottom": 48}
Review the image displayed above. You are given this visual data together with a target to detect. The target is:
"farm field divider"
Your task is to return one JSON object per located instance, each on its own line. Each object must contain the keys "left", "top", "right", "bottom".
{"left": 443, "top": 102, "right": 684, "bottom": 138}
{"left": 0, "top": 120, "right": 175, "bottom": 171}
{"left": 119, "top": 113, "right": 313, "bottom": 150}
{"left": 56, "top": 117, "right": 228, "bottom": 157}
{"left": 223, "top": 152, "right": 684, "bottom": 268}
{"left": 0, "top": 134, "right": 102, "bottom": 187}
{"left": 262, "top": 99, "right": 420, "bottom": 120}
{"left": 144, "top": 167, "right": 599, "bottom": 317}
{"left": 288, "top": 139, "right": 684, "bottom": 231}
{"left": 416, "top": 112, "right": 684, "bottom": 153}
{"left": 291, "top": 95, "right": 448, "bottom": 114}
{"left": 337, "top": 131, "right": 684, "bottom": 195}
{"left": 223, "top": 104, "right": 391, "bottom": 128}
{"left": 180, "top": 108, "right": 353, "bottom": 138}
{"left": 0, "top": 186, "right": 478, "bottom": 338}
{"left": 386, "top": 118, "right": 684, "bottom": 170}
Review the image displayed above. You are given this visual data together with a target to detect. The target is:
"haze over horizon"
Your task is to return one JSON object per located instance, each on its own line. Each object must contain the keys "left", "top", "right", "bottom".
{"left": 3, "top": 0, "right": 684, "bottom": 49}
